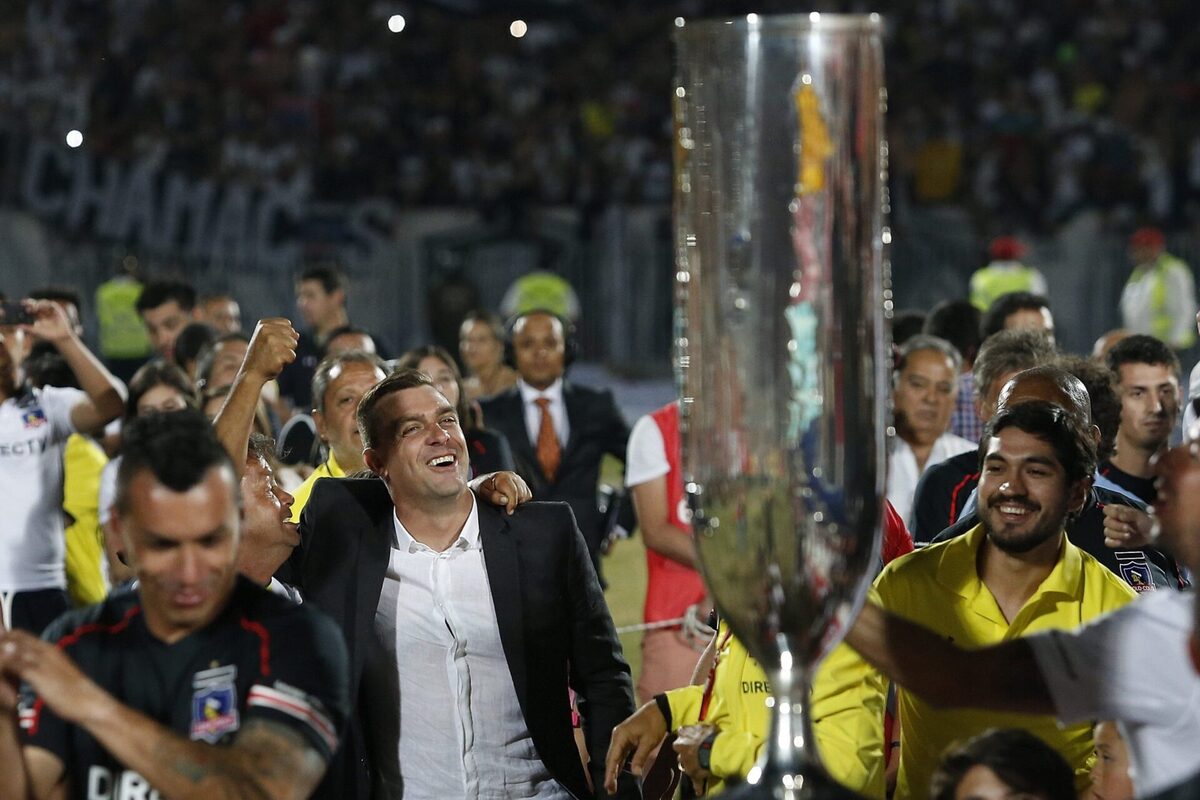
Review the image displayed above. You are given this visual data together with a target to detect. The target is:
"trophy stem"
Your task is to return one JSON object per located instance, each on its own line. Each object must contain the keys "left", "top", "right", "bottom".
{"left": 719, "top": 647, "right": 857, "bottom": 799}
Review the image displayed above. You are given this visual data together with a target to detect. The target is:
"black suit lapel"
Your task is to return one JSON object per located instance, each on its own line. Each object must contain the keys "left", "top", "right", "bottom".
{"left": 479, "top": 504, "right": 529, "bottom": 716}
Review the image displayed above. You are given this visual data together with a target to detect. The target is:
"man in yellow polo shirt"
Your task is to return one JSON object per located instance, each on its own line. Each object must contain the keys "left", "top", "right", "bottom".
{"left": 821, "top": 400, "right": 1135, "bottom": 799}
{"left": 289, "top": 350, "right": 387, "bottom": 521}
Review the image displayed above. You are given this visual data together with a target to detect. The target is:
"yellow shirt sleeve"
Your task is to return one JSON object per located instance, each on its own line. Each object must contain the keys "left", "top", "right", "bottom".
{"left": 811, "top": 640, "right": 887, "bottom": 799}
{"left": 63, "top": 434, "right": 110, "bottom": 606}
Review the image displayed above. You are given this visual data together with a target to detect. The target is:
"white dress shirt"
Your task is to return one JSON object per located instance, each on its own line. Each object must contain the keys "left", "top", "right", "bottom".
{"left": 886, "top": 431, "right": 975, "bottom": 527}
{"left": 518, "top": 378, "right": 569, "bottom": 449}
{"left": 372, "top": 495, "right": 569, "bottom": 800}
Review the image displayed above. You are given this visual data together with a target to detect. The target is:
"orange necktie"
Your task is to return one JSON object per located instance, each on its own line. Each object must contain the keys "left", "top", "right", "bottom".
{"left": 535, "top": 397, "right": 561, "bottom": 482}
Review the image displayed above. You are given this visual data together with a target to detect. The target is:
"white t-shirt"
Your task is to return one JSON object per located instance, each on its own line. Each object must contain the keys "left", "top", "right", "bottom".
{"left": 0, "top": 386, "right": 83, "bottom": 592}
{"left": 886, "top": 432, "right": 975, "bottom": 527}
{"left": 625, "top": 413, "right": 669, "bottom": 488}
{"left": 1028, "top": 590, "right": 1200, "bottom": 797}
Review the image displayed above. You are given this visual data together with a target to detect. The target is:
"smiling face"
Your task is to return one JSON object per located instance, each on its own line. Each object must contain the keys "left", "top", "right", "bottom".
{"left": 1115, "top": 362, "right": 1179, "bottom": 453}
{"left": 363, "top": 385, "right": 470, "bottom": 510}
{"left": 978, "top": 426, "right": 1086, "bottom": 554}
{"left": 893, "top": 348, "right": 959, "bottom": 446}
{"left": 313, "top": 361, "right": 385, "bottom": 472}
{"left": 114, "top": 465, "right": 240, "bottom": 643}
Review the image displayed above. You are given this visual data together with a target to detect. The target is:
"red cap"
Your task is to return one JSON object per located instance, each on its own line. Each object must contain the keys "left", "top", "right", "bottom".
{"left": 1130, "top": 227, "right": 1165, "bottom": 250}
{"left": 989, "top": 236, "right": 1026, "bottom": 261}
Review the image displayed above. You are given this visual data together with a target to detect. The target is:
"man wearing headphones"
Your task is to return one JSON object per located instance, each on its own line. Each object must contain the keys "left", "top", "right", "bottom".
{"left": 481, "top": 310, "right": 630, "bottom": 575}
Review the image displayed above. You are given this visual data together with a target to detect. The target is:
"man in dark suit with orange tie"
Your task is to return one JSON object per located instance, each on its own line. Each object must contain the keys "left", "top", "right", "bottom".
{"left": 480, "top": 310, "right": 631, "bottom": 574}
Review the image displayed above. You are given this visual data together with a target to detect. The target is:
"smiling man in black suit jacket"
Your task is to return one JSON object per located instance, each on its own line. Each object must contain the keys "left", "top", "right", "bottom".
{"left": 480, "top": 311, "right": 631, "bottom": 575}
{"left": 295, "top": 367, "right": 638, "bottom": 800}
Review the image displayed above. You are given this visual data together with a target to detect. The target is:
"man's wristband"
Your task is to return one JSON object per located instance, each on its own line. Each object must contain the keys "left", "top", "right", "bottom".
{"left": 697, "top": 730, "right": 718, "bottom": 771}
{"left": 653, "top": 693, "right": 673, "bottom": 730}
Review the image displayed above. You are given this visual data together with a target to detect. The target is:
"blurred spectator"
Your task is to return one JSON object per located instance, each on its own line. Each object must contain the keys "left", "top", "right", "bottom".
{"left": 980, "top": 292, "right": 1056, "bottom": 344}
{"left": 199, "top": 292, "right": 243, "bottom": 335}
{"left": 1101, "top": 335, "right": 1181, "bottom": 505}
{"left": 930, "top": 728, "right": 1075, "bottom": 800}
{"left": 0, "top": 300, "right": 124, "bottom": 632}
{"left": 288, "top": 349, "right": 387, "bottom": 522}
{"left": 969, "top": 237, "right": 1048, "bottom": 312}
{"left": 891, "top": 310, "right": 927, "bottom": 349}
{"left": 924, "top": 300, "right": 984, "bottom": 442}
{"left": 134, "top": 279, "right": 201, "bottom": 362}
{"left": 97, "top": 360, "right": 196, "bottom": 585}
{"left": 171, "top": 321, "right": 217, "bottom": 383}
{"left": 887, "top": 334, "right": 974, "bottom": 526}
{"left": 1090, "top": 721, "right": 1135, "bottom": 800}
{"left": 459, "top": 310, "right": 518, "bottom": 402}
{"left": 1120, "top": 227, "right": 1197, "bottom": 349}
{"left": 322, "top": 325, "right": 377, "bottom": 357}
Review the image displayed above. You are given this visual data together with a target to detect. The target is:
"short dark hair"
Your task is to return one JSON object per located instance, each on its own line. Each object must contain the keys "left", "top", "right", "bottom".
{"left": 356, "top": 368, "right": 436, "bottom": 451}
{"left": 982, "top": 400, "right": 1097, "bottom": 488}
{"left": 115, "top": 409, "right": 235, "bottom": 515}
{"left": 311, "top": 349, "right": 387, "bottom": 414}
{"left": 931, "top": 728, "right": 1075, "bottom": 800}
{"left": 1056, "top": 355, "right": 1119, "bottom": 463}
{"left": 126, "top": 361, "right": 197, "bottom": 419}
{"left": 28, "top": 286, "right": 83, "bottom": 316}
{"left": 135, "top": 279, "right": 197, "bottom": 314}
{"left": 395, "top": 345, "right": 476, "bottom": 431}
{"left": 923, "top": 301, "right": 982, "bottom": 365}
{"left": 195, "top": 332, "right": 251, "bottom": 390}
{"left": 172, "top": 322, "right": 218, "bottom": 371}
{"left": 891, "top": 310, "right": 927, "bottom": 348}
{"left": 1106, "top": 334, "right": 1181, "bottom": 378}
{"left": 321, "top": 325, "right": 376, "bottom": 356}
{"left": 298, "top": 265, "right": 345, "bottom": 295}
{"left": 973, "top": 329, "right": 1058, "bottom": 405}
{"left": 981, "top": 292, "right": 1051, "bottom": 339}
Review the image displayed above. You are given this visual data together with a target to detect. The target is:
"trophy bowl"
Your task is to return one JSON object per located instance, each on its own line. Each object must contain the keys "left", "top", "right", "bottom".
{"left": 674, "top": 13, "right": 888, "bottom": 798}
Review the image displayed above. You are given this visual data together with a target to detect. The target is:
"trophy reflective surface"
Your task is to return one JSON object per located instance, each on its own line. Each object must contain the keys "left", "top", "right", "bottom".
{"left": 674, "top": 14, "right": 888, "bottom": 799}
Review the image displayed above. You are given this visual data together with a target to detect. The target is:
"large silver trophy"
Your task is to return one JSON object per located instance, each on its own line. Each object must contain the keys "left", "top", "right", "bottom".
{"left": 674, "top": 13, "right": 888, "bottom": 799}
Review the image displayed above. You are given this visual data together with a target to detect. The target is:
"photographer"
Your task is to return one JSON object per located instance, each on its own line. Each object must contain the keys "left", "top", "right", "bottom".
{"left": 0, "top": 299, "right": 123, "bottom": 633}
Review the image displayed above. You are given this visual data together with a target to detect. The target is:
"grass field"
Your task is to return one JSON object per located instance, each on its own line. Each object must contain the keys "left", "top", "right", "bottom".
{"left": 602, "top": 526, "right": 649, "bottom": 681}
{"left": 599, "top": 455, "right": 649, "bottom": 681}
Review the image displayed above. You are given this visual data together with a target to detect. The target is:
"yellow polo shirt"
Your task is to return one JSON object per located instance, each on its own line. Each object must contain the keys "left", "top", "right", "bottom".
{"left": 664, "top": 624, "right": 885, "bottom": 797}
{"left": 847, "top": 524, "right": 1136, "bottom": 799}
{"left": 288, "top": 454, "right": 346, "bottom": 523}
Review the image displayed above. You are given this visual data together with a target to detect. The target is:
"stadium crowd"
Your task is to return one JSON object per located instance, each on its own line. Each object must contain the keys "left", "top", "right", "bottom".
{"left": 6, "top": 0, "right": 1200, "bottom": 233}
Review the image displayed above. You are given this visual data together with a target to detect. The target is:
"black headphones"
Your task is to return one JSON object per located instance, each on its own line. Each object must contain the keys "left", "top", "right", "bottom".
{"left": 503, "top": 309, "right": 578, "bottom": 370}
